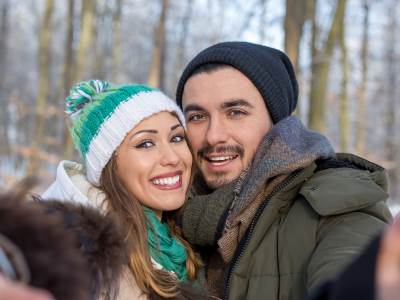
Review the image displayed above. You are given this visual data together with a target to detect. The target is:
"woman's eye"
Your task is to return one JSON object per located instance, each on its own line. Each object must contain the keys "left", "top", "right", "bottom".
{"left": 187, "top": 113, "right": 205, "bottom": 122}
{"left": 171, "top": 134, "right": 185, "bottom": 143}
{"left": 135, "top": 140, "right": 154, "bottom": 149}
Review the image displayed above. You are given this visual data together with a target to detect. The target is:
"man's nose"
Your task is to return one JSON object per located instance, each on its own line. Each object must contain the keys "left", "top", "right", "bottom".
{"left": 205, "top": 116, "right": 229, "bottom": 146}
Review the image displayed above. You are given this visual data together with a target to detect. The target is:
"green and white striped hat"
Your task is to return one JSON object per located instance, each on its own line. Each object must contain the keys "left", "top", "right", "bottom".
{"left": 65, "top": 79, "right": 185, "bottom": 185}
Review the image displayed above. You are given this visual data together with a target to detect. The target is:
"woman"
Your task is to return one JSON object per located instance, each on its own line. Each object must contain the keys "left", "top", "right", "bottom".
{"left": 43, "top": 80, "right": 203, "bottom": 299}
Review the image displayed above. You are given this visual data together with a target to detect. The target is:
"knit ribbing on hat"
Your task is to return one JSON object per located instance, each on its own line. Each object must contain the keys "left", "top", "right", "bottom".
{"left": 69, "top": 84, "right": 185, "bottom": 185}
{"left": 175, "top": 42, "right": 298, "bottom": 123}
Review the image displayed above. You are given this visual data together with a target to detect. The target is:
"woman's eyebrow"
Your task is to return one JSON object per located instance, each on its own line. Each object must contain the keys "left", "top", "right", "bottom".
{"left": 129, "top": 129, "right": 157, "bottom": 142}
{"left": 171, "top": 123, "right": 182, "bottom": 131}
{"left": 128, "top": 124, "right": 182, "bottom": 142}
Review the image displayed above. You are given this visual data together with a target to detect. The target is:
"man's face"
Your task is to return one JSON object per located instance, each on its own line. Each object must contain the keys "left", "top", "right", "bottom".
{"left": 182, "top": 66, "right": 273, "bottom": 189}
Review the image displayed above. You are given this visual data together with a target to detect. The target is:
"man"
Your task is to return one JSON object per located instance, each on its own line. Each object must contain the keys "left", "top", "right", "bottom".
{"left": 175, "top": 41, "right": 392, "bottom": 300}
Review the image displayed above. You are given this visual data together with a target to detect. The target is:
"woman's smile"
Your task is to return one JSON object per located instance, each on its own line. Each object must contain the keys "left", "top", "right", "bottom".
{"left": 150, "top": 170, "right": 183, "bottom": 190}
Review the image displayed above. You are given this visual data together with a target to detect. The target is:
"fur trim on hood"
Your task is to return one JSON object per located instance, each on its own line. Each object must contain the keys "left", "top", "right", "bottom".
{"left": 0, "top": 182, "right": 91, "bottom": 300}
{"left": 37, "top": 199, "right": 130, "bottom": 300}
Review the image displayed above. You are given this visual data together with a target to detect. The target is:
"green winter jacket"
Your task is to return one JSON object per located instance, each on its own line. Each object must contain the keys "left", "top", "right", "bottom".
{"left": 182, "top": 154, "right": 392, "bottom": 300}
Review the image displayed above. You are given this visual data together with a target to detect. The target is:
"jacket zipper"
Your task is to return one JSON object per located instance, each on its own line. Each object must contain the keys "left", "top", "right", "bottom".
{"left": 222, "top": 171, "right": 301, "bottom": 300}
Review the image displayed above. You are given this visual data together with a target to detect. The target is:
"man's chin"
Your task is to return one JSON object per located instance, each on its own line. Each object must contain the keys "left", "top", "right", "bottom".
{"left": 204, "top": 174, "right": 237, "bottom": 190}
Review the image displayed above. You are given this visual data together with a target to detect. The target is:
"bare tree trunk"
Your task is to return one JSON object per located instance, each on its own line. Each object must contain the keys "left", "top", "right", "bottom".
{"left": 356, "top": 1, "right": 369, "bottom": 154}
{"left": 92, "top": 2, "right": 109, "bottom": 79}
{"left": 148, "top": 0, "right": 170, "bottom": 89}
{"left": 75, "top": 0, "right": 96, "bottom": 81}
{"left": 284, "top": 0, "right": 309, "bottom": 75}
{"left": 27, "top": 0, "right": 54, "bottom": 175}
{"left": 63, "top": 0, "right": 76, "bottom": 160}
{"left": 112, "top": 0, "right": 123, "bottom": 82}
{"left": 159, "top": 22, "right": 168, "bottom": 91}
{"left": 0, "top": 1, "right": 10, "bottom": 157}
{"left": 173, "top": 0, "right": 192, "bottom": 91}
{"left": 284, "top": 0, "right": 310, "bottom": 117}
{"left": 308, "top": 0, "right": 347, "bottom": 133}
{"left": 310, "top": 0, "right": 318, "bottom": 64}
{"left": 385, "top": 2, "right": 399, "bottom": 199}
{"left": 339, "top": 7, "right": 349, "bottom": 152}
{"left": 308, "top": 0, "right": 319, "bottom": 127}
{"left": 64, "top": 0, "right": 96, "bottom": 160}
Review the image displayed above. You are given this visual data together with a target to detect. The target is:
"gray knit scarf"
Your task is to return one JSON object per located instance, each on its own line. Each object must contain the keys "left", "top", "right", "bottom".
{"left": 218, "top": 116, "right": 335, "bottom": 262}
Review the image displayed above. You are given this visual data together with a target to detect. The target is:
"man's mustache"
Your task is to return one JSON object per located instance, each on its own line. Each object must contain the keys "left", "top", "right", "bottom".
{"left": 198, "top": 145, "right": 244, "bottom": 159}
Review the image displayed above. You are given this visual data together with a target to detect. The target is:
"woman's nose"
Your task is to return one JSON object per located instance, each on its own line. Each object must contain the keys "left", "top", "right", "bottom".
{"left": 159, "top": 144, "right": 180, "bottom": 166}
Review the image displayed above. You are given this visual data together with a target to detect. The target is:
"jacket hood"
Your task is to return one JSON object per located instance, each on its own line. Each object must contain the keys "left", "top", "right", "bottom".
{"left": 300, "top": 153, "right": 389, "bottom": 217}
{"left": 42, "top": 160, "right": 106, "bottom": 211}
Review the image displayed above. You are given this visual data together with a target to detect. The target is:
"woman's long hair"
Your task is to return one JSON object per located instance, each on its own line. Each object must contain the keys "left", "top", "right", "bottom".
{"left": 99, "top": 153, "right": 201, "bottom": 298}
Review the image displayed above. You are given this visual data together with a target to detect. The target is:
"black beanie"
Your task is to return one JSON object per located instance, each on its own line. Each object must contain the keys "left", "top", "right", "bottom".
{"left": 176, "top": 41, "right": 298, "bottom": 124}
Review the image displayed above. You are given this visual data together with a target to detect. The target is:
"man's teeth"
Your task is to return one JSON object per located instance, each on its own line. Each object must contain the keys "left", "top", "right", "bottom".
{"left": 152, "top": 175, "right": 180, "bottom": 186}
{"left": 208, "top": 156, "right": 236, "bottom": 162}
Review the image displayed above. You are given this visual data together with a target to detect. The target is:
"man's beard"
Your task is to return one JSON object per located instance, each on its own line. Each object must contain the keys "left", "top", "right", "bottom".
{"left": 202, "top": 171, "right": 231, "bottom": 189}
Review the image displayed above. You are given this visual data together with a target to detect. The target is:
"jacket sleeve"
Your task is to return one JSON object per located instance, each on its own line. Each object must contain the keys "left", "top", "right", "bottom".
{"left": 306, "top": 203, "right": 390, "bottom": 291}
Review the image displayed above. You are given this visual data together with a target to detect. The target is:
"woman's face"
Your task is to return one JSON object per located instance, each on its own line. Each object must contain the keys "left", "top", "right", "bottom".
{"left": 115, "top": 111, "right": 192, "bottom": 218}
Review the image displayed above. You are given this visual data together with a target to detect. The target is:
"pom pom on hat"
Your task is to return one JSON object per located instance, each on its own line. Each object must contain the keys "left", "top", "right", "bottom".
{"left": 65, "top": 80, "right": 109, "bottom": 119}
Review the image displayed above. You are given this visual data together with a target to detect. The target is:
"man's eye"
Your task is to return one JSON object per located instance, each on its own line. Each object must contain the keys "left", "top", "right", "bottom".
{"left": 187, "top": 113, "right": 205, "bottom": 122}
{"left": 228, "top": 110, "right": 247, "bottom": 118}
{"left": 135, "top": 140, "right": 154, "bottom": 149}
{"left": 171, "top": 134, "right": 185, "bottom": 143}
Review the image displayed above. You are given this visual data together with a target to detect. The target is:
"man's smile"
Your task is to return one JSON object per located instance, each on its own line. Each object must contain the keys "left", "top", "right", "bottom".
{"left": 201, "top": 153, "right": 240, "bottom": 172}
{"left": 205, "top": 154, "right": 238, "bottom": 163}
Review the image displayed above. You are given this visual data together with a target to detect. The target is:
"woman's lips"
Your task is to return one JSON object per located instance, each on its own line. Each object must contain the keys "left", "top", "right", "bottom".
{"left": 150, "top": 171, "right": 183, "bottom": 190}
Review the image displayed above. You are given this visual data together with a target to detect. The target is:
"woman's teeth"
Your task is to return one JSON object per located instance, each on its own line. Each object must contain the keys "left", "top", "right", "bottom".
{"left": 152, "top": 175, "right": 180, "bottom": 186}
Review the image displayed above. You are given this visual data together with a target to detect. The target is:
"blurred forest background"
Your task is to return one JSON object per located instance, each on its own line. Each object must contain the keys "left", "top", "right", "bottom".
{"left": 0, "top": 0, "right": 399, "bottom": 210}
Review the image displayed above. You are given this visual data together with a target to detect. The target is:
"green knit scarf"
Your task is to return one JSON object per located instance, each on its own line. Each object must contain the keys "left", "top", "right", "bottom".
{"left": 144, "top": 207, "right": 188, "bottom": 282}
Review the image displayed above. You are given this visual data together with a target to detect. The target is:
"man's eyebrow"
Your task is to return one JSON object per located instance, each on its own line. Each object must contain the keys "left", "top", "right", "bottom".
{"left": 221, "top": 99, "right": 254, "bottom": 109}
{"left": 183, "top": 104, "right": 205, "bottom": 114}
{"left": 183, "top": 99, "right": 254, "bottom": 114}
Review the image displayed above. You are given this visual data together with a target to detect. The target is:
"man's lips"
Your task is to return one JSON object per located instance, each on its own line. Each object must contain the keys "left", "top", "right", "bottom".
{"left": 150, "top": 171, "right": 183, "bottom": 190}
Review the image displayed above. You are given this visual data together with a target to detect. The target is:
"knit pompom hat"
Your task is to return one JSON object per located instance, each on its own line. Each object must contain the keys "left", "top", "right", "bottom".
{"left": 65, "top": 79, "right": 185, "bottom": 185}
